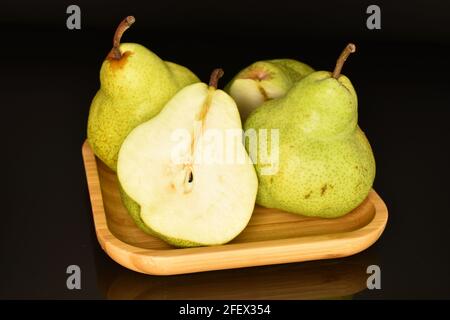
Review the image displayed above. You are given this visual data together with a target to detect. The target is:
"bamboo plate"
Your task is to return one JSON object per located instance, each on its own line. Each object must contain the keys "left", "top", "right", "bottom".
{"left": 82, "top": 141, "right": 388, "bottom": 275}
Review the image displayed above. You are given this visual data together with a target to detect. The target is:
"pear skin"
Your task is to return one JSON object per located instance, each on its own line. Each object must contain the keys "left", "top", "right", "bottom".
{"left": 165, "top": 61, "right": 200, "bottom": 88}
{"left": 269, "top": 59, "right": 315, "bottom": 82}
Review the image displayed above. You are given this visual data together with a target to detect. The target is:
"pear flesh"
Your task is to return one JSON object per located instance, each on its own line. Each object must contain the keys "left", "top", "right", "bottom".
{"left": 245, "top": 45, "right": 375, "bottom": 218}
{"left": 87, "top": 17, "right": 199, "bottom": 171}
{"left": 117, "top": 81, "right": 258, "bottom": 246}
{"left": 226, "top": 59, "right": 314, "bottom": 121}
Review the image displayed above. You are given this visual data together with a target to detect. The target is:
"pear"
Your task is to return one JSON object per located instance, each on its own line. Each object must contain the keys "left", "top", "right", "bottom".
{"left": 87, "top": 16, "right": 199, "bottom": 170}
{"left": 245, "top": 44, "right": 375, "bottom": 218}
{"left": 117, "top": 69, "right": 258, "bottom": 247}
{"left": 165, "top": 61, "right": 201, "bottom": 87}
{"left": 226, "top": 59, "right": 314, "bottom": 121}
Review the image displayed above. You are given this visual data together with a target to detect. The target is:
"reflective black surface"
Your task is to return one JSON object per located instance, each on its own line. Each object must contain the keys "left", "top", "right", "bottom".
{"left": 96, "top": 248, "right": 379, "bottom": 300}
{"left": 1, "top": 0, "right": 449, "bottom": 299}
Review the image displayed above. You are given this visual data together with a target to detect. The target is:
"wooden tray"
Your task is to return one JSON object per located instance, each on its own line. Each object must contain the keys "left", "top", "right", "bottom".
{"left": 82, "top": 141, "right": 388, "bottom": 275}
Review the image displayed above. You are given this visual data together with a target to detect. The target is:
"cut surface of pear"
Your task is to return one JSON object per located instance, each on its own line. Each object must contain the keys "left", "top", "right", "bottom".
{"left": 87, "top": 16, "right": 199, "bottom": 170}
{"left": 117, "top": 71, "right": 258, "bottom": 247}
{"left": 226, "top": 59, "right": 314, "bottom": 121}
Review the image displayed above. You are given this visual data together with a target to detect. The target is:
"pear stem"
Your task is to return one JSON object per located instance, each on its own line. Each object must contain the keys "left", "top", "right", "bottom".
{"left": 209, "top": 68, "right": 224, "bottom": 88}
{"left": 332, "top": 43, "right": 356, "bottom": 79}
{"left": 109, "top": 16, "right": 135, "bottom": 60}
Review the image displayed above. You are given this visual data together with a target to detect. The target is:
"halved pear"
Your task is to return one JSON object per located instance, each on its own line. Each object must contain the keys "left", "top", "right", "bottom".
{"left": 117, "top": 70, "right": 258, "bottom": 247}
{"left": 226, "top": 59, "right": 314, "bottom": 121}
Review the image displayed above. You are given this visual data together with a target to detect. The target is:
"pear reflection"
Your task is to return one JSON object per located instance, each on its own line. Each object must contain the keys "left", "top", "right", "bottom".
{"left": 95, "top": 248, "right": 377, "bottom": 300}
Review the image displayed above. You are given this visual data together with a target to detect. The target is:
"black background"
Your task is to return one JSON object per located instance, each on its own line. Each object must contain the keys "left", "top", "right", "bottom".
{"left": 1, "top": 0, "right": 449, "bottom": 299}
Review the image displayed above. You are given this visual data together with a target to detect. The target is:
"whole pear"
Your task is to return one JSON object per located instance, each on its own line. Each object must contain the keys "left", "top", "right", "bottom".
{"left": 226, "top": 59, "right": 314, "bottom": 121}
{"left": 245, "top": 44, "right": 375, "bottom": 218}
{"left": 87, "top": 16, "right": 199, "bottom": 170}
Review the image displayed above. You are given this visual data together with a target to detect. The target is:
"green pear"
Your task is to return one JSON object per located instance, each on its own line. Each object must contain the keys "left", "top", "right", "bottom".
{"left": 165, "top": 61, "right": 200, "bottom": 87}
{"left": 226, "top": 59, "right": 314, "bottom": 121}
{"left": 245, "top": 44, "right": 375, "bottom": 218}
{"left": 117, "top": 69, "right": 258, "bottom": 247}
{"left": 87, "top": 16, "right": 199, "bottom": 170}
